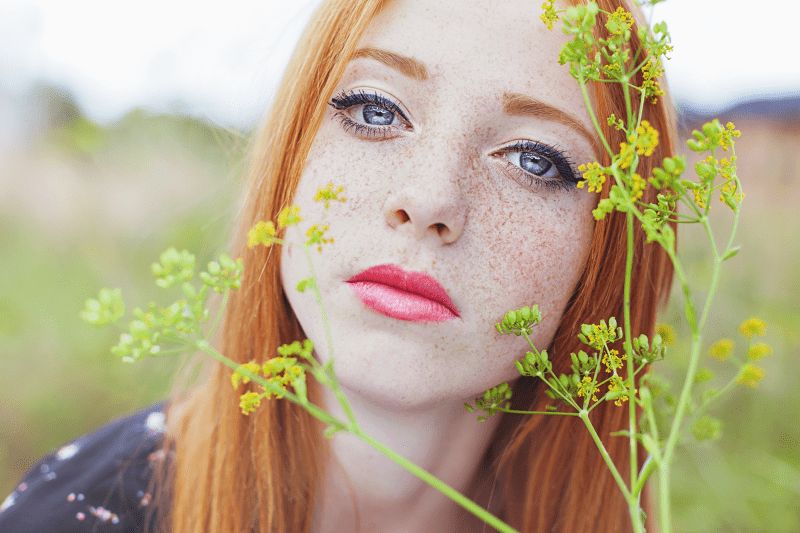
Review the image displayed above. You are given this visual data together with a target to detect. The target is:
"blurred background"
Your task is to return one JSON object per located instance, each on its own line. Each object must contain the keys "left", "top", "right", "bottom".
{"left": 1, "top": 1, "right": 798, "bottom": 531}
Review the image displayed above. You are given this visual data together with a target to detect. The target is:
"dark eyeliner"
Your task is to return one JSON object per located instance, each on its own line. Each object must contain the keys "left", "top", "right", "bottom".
{"left": 504, "top": 141, "right": 582, "bottom": 187}
{"left": 329, "top": 89, "right": 411, "bottom": 123}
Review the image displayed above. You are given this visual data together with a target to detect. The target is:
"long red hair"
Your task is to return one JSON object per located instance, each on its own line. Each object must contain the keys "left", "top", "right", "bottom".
{"left": 152, "top": 0, "right": 676, "bottom": 531}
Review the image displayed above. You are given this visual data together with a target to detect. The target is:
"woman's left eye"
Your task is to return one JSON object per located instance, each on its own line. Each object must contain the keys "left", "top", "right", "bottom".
{"left": 496, "top": 141, "right": 581, "bottom": 190}
{"left": 329, "top": 90, "right": 410, "bottom": 137}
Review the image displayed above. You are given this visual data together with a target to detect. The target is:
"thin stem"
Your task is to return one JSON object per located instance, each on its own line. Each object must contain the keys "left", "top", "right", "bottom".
{"left": 623, "top": 210, "right": 639, "bottom": 502}
{"left": 206, "top": 291, "right": 230, "bottom": 340}
{"left": 500, "top": 408, "right": 579, "bottom": 416}
{"left": 579, "top": 72, "right": 614, "bottom": 157}
{"left": 579, "top": 410, "right": 632, "bottom": 501}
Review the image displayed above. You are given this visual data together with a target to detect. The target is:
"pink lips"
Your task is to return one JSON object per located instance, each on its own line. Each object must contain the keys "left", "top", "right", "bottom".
{"left": 346, "top": 264, "right": 459, "bottom": 322}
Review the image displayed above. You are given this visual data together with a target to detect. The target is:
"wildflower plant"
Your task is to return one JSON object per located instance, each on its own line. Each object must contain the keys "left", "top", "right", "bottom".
{"left": 80, "top": 2, "right": 771, "bottom": 533}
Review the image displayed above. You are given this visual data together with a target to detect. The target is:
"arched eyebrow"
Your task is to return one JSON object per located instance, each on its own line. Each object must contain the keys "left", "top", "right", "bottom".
{"left": 353, "top": 47, "right": 429, "bottom": 81}
{"left": 503, "top": 93, "right": 602, "bottom": 157}
{"left": 350, "top": 48, "right": 600, "bottom": 157}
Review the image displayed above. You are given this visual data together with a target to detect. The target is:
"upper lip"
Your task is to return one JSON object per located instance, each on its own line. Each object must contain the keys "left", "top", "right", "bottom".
{"left": 346, "top": 264, "right": 459, "bottom": 317}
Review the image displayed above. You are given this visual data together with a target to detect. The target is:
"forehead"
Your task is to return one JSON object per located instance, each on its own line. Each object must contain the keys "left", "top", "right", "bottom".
{"left": 357, "top": 0, "right": 587, "bottom": 116}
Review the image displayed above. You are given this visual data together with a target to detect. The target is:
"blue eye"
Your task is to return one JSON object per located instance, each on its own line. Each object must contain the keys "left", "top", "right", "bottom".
{"left": 329, "top": 90, "right": 410, "bottom": 137}
{"left": 361, "top": 104, "right": 397, "bottom": 126}
{"left": 497, "top": 141, "right": 582, "bottom": 191}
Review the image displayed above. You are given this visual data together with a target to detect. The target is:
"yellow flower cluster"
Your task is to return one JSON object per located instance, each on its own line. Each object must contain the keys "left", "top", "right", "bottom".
{"left": 747, "top": 343, "right": 772, "bottom": 361}
{"left": 737, "top": 363, "right": 766, "bottom": 389}
{"left": 606, "top": 378, "right": 634, "bottom": 406}
{"left": 540, "top": 0, "right": 558, "bottom": 30}
{"left": 314, "top": 183, "right": 346, "bottom": 209}
{"left": 231, "top": 357, "right": 307, "bottom": 414}
{"left": 692, "top": 188, "right": 707, "bottom": 209}
{"left": 247, "top": 221, "right": 277, "bottom": 249}
{"left": 602, "top": 349, "right": 626, "bottom": 373}
{"left": 708, "top": 339, "right": 733, "bottom": 361}
{"left": 577, "top": 376, "right": 599, "bottom": 402}
{"left": 306, "top": 224, "right": 332, "bottom": 252}
{"left": 606, "top": 7, "right": 634, "bottom": 35}
{"left": 617, "top": 141, "right": 635, "bottom": 169}
{"left": 641, "top": 57, "right": 665, "bottom": 104}
{"left": 629, "top": 120, "right": 659, "bottom": 157}
{"left": 278, "top": 205, "right": 302, "bottom": 229}
{"left": 739, "top": 317, "right": 767, "bottom": 338}
{"left": 577, "top": 162, "right": 608, "bottom": 193}
{"left": 655, "top": 323, "right": 676, "bottom": 346}
{"left": 629, "top": 173, "right": 646, "bottom": 202}
{"left": 582, "top": 320, "right": 620, "bottom": 351}
{"left": 720, "top": 122, "right": 741, "bottom": 152}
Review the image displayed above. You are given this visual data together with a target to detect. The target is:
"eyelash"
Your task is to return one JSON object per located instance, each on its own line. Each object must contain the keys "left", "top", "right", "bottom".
{"left": 496, "top": 141, "right": 582, "bottom": 191}
{"left": 329, "top": 90, "right": 410, "bottom": 138}
{"left": 328, "top": 90, "right": 583, "bottom": 190}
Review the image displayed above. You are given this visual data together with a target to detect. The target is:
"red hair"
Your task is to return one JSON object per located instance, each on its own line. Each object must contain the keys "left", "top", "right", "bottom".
{"left": 152, "top": 0, "right": 676, "bottom": 531}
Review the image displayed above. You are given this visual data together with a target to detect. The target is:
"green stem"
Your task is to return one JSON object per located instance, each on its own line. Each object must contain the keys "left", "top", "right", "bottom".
{"left": 354, "top": 428, "right": 519, "bottom": 533}
{"left": 579, "top": 410, "right": 631, "bottom": 501}
{"left": 579, "top": 72, "right": 614, "bottom": 157}
{"left": 206, "top": 290, "right": 230, "bottom": 340}
{"left": 500, "top": 408, "right": 579, "bottom": 416}
{"left": 623, "top": 210, "right": 639, "bottom": 506}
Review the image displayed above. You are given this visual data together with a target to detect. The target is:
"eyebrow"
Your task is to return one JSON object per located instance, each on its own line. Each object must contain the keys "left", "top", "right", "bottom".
{"left": 353, "top": 47, "right": 429, "bottom": 81}
{"left": 350, "top": 47, "right": 600, "bottom": 156}
{"left": 503, "top": 93, "right": 601, "bottom": 156}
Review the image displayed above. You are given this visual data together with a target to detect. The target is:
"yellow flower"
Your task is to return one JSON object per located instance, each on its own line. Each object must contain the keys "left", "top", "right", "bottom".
{"left": 277, "top": 205, "right": 302, "bottom": 229}
{"left": 631, "top": 120, "right": 659, "bottom": 157}
{"left": 314, "top": 183, "right": 346, "bottom": 209}
{"left": 577, "top": 376, "right": 599, "bottom": 402}
{"left": 655, "top": 323, "right": 676, "bottom": 346}
{"left": 747, "top": 343, "right": 772, "bottom": 361}
{"left": 739, "top": 317, "right": 767, "bottom": 338}
{"left": 720, "top": 122, "right": 741, "bottom": 151}
{"left": 606, "top": 6, "right": 634, "bottom": 35}
{"left": 737, "top": 364, "right": 765, "bottom": 389}
{"left": 629, "top": 173, "right": 646, "bottom": 202}
{"left": 641, "top": 58, "right": 665, "bottom": 104}
{"left": 602, "top": 349, "right": 626, "bottom": 374}
{"left": 231, "top": 361, "right": 262, "bottom": 389}
{"left": 306, "top": 224, "right": 332, "bottom": 252}
{"left": 618, "top": 142, "right": 634, "bottom": 169}
{"left": 247, "top": 221, "right": 277, "bottom": 248}
{"left": 577, "top": 162, "right": 608, "bottom": 193}
{"left": 606, "top": 378, "right": 634, "bottom": 406}
{"left": 239, "top": 391, "right": 262, "bottom": 415}
{"left": 708, "top": 339, "right": 733, "bottom": 361}
{"left": 692, "top": 188, "right": 707, "bottom": 209}
{"left": 540, "top": 0, "right": 558, "bottom": 30}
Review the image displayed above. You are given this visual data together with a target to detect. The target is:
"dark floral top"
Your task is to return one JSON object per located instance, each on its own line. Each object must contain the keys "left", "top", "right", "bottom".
{"left": 0, "top": 403, "right": 167, "bottom": 532}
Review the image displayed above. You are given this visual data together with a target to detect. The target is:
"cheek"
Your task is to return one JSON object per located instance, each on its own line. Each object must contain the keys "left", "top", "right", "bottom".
{"left": 469, "top": 182, "right": 595, "bottom": 328}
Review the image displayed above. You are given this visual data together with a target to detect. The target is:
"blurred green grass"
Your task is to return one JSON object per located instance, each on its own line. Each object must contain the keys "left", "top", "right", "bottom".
{"left": 0, "top": 104, "right": 797, "bottom": 532}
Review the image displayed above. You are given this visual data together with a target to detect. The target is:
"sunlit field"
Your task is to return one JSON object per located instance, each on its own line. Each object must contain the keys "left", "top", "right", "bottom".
{"left": 1, "top": 88, "right": 798, "bottom": 531}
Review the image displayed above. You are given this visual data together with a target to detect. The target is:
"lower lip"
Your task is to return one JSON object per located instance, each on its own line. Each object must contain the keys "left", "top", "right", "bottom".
{"left": 347, "top": 281, "right": 458, "bottom": 322}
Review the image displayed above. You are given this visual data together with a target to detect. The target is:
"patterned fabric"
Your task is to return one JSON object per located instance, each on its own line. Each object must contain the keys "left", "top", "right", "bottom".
{"left": 0, "top": 403, "right": 167, "bottom": 532}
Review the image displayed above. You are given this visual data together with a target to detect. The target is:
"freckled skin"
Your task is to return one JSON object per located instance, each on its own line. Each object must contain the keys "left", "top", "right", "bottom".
{"left": 281, "top": 0, "right": 598, "bottom": 411}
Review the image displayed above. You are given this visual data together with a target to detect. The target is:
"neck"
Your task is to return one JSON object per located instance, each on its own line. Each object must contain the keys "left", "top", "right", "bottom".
{"left": 313, "top": 386, "right": 501, "bottom": 533}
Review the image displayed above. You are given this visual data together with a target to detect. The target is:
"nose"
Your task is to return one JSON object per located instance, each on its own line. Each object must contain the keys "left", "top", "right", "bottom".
{"left": 383, "top": 177, "right": 467, "bottom": 245}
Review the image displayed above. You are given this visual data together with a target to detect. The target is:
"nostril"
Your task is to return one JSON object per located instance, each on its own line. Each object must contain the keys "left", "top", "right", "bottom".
{"left": 434, "top": 223, "right": 447, "bottom": 236}
{"left": 397, "top": 210, "right": 410, "bottom": 223}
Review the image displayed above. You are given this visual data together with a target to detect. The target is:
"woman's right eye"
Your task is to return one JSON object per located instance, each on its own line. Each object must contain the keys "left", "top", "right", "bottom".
{"left": 328, "top": 90, "right": 411, "bottom": 138}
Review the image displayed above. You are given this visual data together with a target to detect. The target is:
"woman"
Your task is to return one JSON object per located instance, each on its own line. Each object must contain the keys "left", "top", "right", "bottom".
{"left": 0, "top": 0, "right": 675, "bottom": 531}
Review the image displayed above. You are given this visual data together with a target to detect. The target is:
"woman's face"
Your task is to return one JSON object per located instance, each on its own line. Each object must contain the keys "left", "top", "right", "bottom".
{"left": 281, "top": 0, "right": 598, "bottom": 408}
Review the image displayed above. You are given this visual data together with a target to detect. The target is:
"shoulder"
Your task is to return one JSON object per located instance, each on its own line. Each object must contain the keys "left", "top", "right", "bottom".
{"left": 0, "top": 402, "right": 168, "bottom": 533}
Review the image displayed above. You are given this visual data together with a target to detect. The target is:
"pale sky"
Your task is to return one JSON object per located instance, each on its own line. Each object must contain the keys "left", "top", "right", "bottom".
{"left": 0, "top": 0, "right": 798, "bottom": 127}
